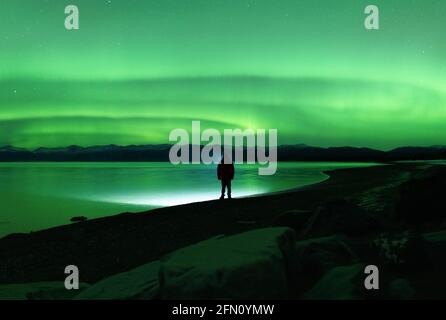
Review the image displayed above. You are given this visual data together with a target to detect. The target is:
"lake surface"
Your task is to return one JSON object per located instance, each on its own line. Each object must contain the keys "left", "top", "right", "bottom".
{"left": 0, "top": 162, "right": 377, "bottom": 237}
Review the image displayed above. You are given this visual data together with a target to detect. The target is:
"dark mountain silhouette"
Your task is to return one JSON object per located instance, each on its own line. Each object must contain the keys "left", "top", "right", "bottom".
{"left": 278, "top": 145, "right": 387, "bottom": 161}
{"left": 0, "top": 144, "right": 172, "bottom": 162}
{"left": 1, "top": 144, "right": 446, "bottom": 162}
{"left": 387, "top": 146, "right": 446, "bottom": 160}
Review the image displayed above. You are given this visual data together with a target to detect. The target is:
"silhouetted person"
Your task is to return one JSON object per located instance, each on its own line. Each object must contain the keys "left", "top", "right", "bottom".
{"left": 217, "top": 157, "right": 235, "bottom": 199}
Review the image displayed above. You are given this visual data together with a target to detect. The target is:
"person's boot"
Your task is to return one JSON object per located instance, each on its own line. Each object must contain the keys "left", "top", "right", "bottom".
{"left": 228, "top": 194, "right": 232, "bottom": 199}
{"left": 219, "top": 194, "right": 225, "bottom": 200}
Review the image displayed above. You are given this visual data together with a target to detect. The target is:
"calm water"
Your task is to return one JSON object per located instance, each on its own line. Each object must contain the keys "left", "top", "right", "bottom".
{"left": 0, "top": 162, "right": 377, "bottom": 237}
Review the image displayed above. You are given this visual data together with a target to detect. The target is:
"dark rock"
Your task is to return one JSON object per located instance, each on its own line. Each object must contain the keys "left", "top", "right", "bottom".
{"left": 293, "top": 235, "right": 359, "bottom": 295}
{"left": 301, "top": 198, "right": 379, "bottom": 238}
{"left": 424, "top": 230, "right": 446, "bottom": 268}
{"left": 75, "top": 261, "right": 160, "bottom": 300}
{"left": 76, "top": 228, "right": 297, "bottom": 300}
{"left": 0, "top": 282, "right": 89, "bottom": 300}
{"left": 388, "top": 278, "right": 415, "bottom": 300}
{"left": 272, "top": 209, "right": 313, "bottom": 232}
{"left": 295, "top": 235, "right": 358, "bottom": 275}
{"left": 303, "top": 264, "right": 365, "bottom": 300}
{"left": 371, "top": 231, "right": 430, "bottom": 272}
{"left": 395, "top": 168, "right": 446, "bottom": 226}
{"left": 159, "top": 228, "right": 296, "bottom": 299}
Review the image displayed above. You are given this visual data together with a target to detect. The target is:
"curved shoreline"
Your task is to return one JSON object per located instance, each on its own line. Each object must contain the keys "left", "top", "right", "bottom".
{"left": 0, "top": 162, "right": 392, "bottom": 242}
{"left": 0, "top": 162, "right": 419, "bottom": 284}
{"left": 0, "top": 162, "right": 379, "bottom": 238}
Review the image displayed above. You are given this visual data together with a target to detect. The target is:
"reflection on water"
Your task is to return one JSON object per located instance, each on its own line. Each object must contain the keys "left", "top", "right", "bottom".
{"left": 0, "top": 162, "right": 376, "bottom": 237}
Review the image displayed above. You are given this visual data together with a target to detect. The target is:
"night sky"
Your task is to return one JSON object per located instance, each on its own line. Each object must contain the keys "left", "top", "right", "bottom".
{"left": 1, "top": 0, "right": 445, "bottom": 150}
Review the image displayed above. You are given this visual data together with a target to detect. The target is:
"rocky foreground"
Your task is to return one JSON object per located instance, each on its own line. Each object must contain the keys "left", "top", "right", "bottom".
{"left": 1, "top": 163, "right": 446, "bottom": 299}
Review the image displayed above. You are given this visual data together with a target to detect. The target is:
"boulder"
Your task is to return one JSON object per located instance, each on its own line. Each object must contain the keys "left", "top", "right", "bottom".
{"left": 388, "top": 278, "right": 416, "bottom": 300}
{"left": 303, "top": 264, "right": 365, "bottom": 300}
{"left": 395, "top": 168, "right": 446, "bottom": 226}
{"left": 423, "top": 230, "right": 446, "bottom": 268}
{"left": 75, "top": 227, "right": 296, "bottom": 300}
{"left": 291, "top": 235, "right": 359, "bottom": 295}
{"left": 0, "top": 282, "right": 89, "bottom": 300}
{"left": 159, "top": 227, "right": 296, "bottom": 299}
{"left": 372, "top": 231, "right": 430, "bottom": 272}
{"left": 272, "top": 209, "right": 313, "bottom": 232}
{"left": 301, "top": 198, "right": 379, "bottom": 238}
{"left": 75, "top": 261, "right": 160, "bottom": 300}
{"left": 70, "top": 216, "right": 88, "bottom": 223}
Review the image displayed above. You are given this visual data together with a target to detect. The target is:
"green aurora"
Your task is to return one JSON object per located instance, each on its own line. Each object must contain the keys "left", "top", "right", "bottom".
{"left": 1, "top": 0, "right": 445, "bottom": 150}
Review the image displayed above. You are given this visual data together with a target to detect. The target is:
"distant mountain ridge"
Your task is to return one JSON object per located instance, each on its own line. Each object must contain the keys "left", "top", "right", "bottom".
{"left": 1, "top": 144, "right": 446, "bottom": 162}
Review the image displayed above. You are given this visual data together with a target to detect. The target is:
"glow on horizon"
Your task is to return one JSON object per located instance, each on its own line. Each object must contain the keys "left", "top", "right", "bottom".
{"left": 96, "top": 189, "right": 267, "bottom": 207}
